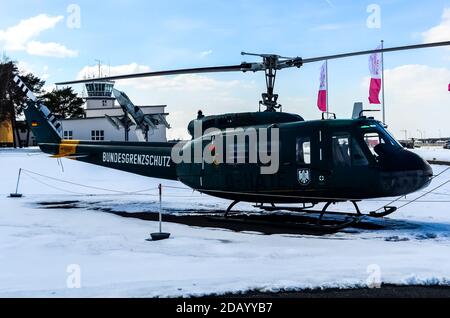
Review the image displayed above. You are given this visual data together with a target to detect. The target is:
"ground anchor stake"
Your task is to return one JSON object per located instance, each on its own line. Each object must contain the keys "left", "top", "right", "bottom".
{"left": 9, "top": 168, "right": 23, "bottom": 198}
{"left": 147, "top": 184, "right": 170, "bottom": 241}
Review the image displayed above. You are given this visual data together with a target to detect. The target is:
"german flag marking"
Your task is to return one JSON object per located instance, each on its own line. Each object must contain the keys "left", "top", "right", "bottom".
{"left": 57, "top": 140, "right": 80, "bottom": 158}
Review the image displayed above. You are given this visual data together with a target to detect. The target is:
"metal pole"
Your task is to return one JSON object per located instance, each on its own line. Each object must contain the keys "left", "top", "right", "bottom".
{"left": 124, "top": 110, "right": 129, "bottom": 142}
{"left": 381, "top": 40, "right": 386, "bottom": 124}
{"left": 15, "top": 168, "right": 22, "bottom": 194}
{"left": 417, "top": 129, "right": 423, "bottom": 140}
{"left": 159, "top": 183, "right": 162, "bottom": 233}
{"left": 326, "top": 60, "right": 329, "bottom": 118}
{"left": 148, "top": 183, "right": 170, "bottom": 241}
{"left": 401, "top": 129, "right": 408, "bottom": 141}
{"left": 9, "top": 168, "right": 23, "bottom": 198}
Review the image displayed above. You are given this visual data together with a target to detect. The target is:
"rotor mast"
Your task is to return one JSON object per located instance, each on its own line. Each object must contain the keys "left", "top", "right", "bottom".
{"left": 241, "top": 52, "right": 303, "bottom": 112}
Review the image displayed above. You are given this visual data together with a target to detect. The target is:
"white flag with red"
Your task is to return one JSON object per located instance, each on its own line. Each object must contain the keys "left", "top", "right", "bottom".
{"left": 317, "top": 61, "right": 327, "bottom": 112}
{"left": 368, "top": 44, "right": 382, "bottom": 104}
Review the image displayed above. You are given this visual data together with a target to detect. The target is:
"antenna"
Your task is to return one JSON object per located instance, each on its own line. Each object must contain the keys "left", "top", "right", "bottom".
{"left": 94, "top": 59, "right": 103, "bottom": 78}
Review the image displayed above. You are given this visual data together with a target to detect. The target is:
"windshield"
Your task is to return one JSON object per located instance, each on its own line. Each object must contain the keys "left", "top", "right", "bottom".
{"left": 378, "top": 124, "right": 403, "bottom": 148}
{"left": 360, "top": 123, "right": 401, "bottom": 160}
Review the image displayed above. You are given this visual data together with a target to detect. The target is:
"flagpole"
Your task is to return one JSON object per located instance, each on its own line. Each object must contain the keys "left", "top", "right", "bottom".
{"left": 326, "top": 59, "right": 329, "bottom": 118}
{"left": 381, "top": 40, "right": 386, "bottom": 124}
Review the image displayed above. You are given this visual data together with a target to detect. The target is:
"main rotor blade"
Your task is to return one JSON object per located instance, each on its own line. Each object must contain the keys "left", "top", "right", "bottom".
{"left": 56, "top": 64, "right": 250, "bottom": 85}
{"left": 56, "top": 41, "right": 450, "bottom": 85}
{"left": 302, "top": 41, "right": 450, "bottom": 63}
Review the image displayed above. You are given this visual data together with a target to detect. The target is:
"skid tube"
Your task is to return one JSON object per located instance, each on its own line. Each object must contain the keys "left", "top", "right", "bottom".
{"left": 220, "top": 200, "right": 362, "bottom": 234}
{"left": 257, "top": 201, "right": 397, "bottom": 219}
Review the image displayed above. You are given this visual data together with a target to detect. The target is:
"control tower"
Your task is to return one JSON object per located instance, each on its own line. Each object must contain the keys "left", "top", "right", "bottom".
{"left": 83, "top": 80, "right": 116, "bottom": 116}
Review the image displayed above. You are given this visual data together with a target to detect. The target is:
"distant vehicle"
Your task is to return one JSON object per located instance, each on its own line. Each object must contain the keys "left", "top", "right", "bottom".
{"left": 400, "top": 140, "right": 415, "bottom": 149}
{"left": 444, "top": 141, "right": 450, "bottom": 149}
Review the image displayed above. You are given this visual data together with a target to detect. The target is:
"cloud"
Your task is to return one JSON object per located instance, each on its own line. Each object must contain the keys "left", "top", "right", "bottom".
{"left": 26, "top": 41, "right": 78, "bottom": 58}
{"left": 16, "top": 61, "right": 50, "bottom": 81}
{"left": 77, "top": 63, "right": 151, "bottom": 80}
{"left": 16, "top": 61, "right": 33, "bottom": 74}
{"left": 361, "top": 64, "right": 450, "bottom": 138}
{"left": 0, "top": 14, "right": 77, "bottom": 58}
{"left": 422, "top": 8, "right": 450, "bottom": 43}
{"left": 200, "top": 50, "right": 213, "bottom": 58}
{"left": 42, "top": 65, "right": 50, "bottom": 79}
{"left": 0, "top": 14, "right": 63, "bottom": 50}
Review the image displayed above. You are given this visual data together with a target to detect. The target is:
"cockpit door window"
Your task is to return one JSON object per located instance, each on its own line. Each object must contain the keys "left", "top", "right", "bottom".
{"left": 332, "top": 134, "right": 351, "bottom": 167}
{"left": 332, "top": 133, "right": 369, "bottom": 167}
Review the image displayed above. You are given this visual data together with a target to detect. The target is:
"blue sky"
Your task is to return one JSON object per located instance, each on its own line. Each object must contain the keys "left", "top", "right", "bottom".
{"left": 1, "top": 0, "right": 450, "bottom": 139}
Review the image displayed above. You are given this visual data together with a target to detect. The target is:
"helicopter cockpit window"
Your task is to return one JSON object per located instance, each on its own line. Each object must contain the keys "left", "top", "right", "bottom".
{"left": 296, "top": 137, "right": 311, "bottom": 165}
{"left": 364, "top": 132, "right": 386, "bottom": 157}
{"left": 332, "top": 134, "right": 351, "bottom": 167}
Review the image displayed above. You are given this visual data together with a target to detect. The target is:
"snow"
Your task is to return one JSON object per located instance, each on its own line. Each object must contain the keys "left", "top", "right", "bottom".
{"left": 411, "top": 146, "right": 450, "bottom": 162}
{"left": 1, "top": 148, "right": 450, "bottom": 297}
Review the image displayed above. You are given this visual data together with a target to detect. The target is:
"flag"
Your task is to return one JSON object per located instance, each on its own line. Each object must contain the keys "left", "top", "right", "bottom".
{"left": 317, "top": 61, "right": 327, "bottom": 112}
{"left": 368, "top": 45, "right": 382, "bottom": 104}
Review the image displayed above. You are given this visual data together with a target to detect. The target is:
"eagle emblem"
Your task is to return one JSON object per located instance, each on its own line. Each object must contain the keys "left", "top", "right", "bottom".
{"left": 297, "top": 169, "right": 311, "bottom": 186}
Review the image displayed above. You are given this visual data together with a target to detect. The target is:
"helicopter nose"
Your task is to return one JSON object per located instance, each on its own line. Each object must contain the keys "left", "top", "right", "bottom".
{"left": 379, "top": 149, "right": 433, "bottom": 196}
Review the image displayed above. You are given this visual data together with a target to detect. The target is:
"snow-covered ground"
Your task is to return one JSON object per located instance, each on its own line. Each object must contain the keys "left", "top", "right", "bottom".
{"left": 1, "top": 148, "right": 450, "bottom": 297}
{"left": 411, "top": 146, "right": 450, "bottom": 162}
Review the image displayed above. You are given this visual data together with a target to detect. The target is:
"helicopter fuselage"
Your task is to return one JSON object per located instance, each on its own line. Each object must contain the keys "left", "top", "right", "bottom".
{"left": 25, "top": 102, "right": 432, "bottom": 205}
{"left": 177, "top": 114, "right": 433, "bottom": 204}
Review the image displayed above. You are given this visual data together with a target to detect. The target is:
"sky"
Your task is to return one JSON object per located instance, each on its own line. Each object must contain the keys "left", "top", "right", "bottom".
{"left": 0, "top": 0, "right": 450, "bottom": 140}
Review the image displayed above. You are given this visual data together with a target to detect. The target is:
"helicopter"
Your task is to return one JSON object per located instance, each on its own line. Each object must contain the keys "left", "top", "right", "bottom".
{"left": 17, "top": 40, "right": 450, "bottom": 231}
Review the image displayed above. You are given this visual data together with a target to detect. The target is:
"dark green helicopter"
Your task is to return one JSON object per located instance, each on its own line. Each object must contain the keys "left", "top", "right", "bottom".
{"left": 19, "top": 41, "right": 450, "bottom": 227}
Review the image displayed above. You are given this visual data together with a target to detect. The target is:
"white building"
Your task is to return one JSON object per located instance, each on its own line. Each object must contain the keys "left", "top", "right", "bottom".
{"left": 61, "top": 81, "right": 168, "bottom": 142}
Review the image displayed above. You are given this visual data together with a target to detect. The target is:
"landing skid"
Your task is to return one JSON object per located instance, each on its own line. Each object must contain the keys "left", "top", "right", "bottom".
{"left": 223, "top": 200, "right": 363, "bottom": 234}
{"left": 222, "top": 199, "right": 397, "bottom": 234}
{"left": 256, "top": 201, "right": 397, "bottom": 219}
{"left": 224, "top": 200, "right": 240, "bottom": 218}
{"left": 368, "top": 206, "right": 398, "bottom": 218}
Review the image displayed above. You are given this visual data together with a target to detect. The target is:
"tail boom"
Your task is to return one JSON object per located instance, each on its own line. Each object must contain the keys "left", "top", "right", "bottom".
{"left": 22, "top": 88, "right": 178, "bottom": 181}
{"left": 40, "top": 140, "right": 178, "bottom": 180}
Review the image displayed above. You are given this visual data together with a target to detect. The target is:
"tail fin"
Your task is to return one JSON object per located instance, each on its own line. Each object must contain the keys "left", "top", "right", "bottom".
{"left": 13, "top": 75, "right": 37, "bottom": 102}
{"left": 24, "top": 101, "right": 61, "bottom": 144}
{"left": 13, "top": 75, "right": 62, "bottom": 144}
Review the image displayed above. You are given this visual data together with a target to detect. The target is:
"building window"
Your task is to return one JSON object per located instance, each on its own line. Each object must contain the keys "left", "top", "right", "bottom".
{"left": 91, "top": 130, "right": 104, "bottom": 141}
{"left": 63, "top": 131, "right": 73, "bottom": 140}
